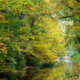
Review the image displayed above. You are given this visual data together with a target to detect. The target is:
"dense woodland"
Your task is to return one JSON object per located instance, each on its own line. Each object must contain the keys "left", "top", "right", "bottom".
{"left": 0, "top": 0, "right": 80, "bottom": 79}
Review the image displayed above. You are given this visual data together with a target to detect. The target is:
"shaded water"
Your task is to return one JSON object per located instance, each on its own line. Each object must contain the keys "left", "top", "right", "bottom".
{"left": 19, "top": 58, "right": 72, "bottom": 80}
{"left": 0, "top": 57, "right": 72, "bottom": 80}
{"left": 24, "top": 63, "right": 67, "bottom": 80}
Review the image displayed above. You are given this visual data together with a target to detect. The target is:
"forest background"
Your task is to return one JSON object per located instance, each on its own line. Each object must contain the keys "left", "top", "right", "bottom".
{"left": 0, "top": 0, "right": 80, "bottom": 78}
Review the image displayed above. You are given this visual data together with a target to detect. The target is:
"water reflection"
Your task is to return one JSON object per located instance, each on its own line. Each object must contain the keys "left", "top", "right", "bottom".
{"left": 55, "top": 56, "right": 72, "bottom": 63}
{"left": 23, "top": 62, "right": 69, "bottom": 80}
{"left": 0, "top": 58, "right": 72, "bottom": 80}
{"left": 23, "top": 58, "right": 72, "bottom": 80}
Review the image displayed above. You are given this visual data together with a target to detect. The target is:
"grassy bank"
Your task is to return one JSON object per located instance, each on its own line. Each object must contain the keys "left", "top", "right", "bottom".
{"left": 65, "top": 53, "right": 80, "bottom": 80}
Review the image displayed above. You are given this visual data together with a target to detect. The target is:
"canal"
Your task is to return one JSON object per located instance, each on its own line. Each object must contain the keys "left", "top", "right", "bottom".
{"left": 1, "top": 56, "right": 72, "bottom": 80}
{"left": 16, "top": 56, "right": 72, "bottom": 80}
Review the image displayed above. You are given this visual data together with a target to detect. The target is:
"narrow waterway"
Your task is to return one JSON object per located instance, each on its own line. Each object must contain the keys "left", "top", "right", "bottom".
{"left": 16, "top": 56, "right": 72, "bottom": 80}
{"left": 1, "top": 56, "right": 72, "bottom": 80}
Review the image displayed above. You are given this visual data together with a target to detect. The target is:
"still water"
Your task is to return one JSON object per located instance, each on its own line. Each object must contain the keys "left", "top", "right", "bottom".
{"left": 1, "top": 57, "right": 72, "bottom": 80}
{"left": 17, "top": 58, "right": 72, "bottom": 80}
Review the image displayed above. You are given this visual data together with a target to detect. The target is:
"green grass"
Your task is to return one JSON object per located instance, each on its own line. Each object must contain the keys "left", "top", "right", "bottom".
{"left": 73, "top": 53, "right": 80, "bottom": 63}
{"left": 69, "top": 52, "right": 78, "bottom": 57}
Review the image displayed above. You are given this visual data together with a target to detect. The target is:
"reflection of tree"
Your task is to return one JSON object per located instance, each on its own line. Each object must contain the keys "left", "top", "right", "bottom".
{"left": 27, "top": 63, "right": 66, "bottom": 80}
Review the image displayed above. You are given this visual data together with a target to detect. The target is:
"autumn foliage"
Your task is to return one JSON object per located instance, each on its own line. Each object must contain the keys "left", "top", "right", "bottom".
{"left": 0, "top": 0, "right": 66, "bottom": 74}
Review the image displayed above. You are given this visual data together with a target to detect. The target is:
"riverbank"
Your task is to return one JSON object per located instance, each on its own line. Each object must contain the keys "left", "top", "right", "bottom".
{"left": 0, "top": 56, "right": 72, "bottom": 80}
{"left": 1, "top": 55, "right": 80, "bottom": 80}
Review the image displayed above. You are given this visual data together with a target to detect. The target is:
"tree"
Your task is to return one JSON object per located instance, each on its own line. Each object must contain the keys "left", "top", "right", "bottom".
{"left": 52, "top": 0, "right": 80, "bottom": 52}
{"left": 0, "top": 0, "right": 65, "bottom": 75}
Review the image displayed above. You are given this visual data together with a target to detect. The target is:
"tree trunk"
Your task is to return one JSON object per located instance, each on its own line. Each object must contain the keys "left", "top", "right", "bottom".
{"left": 77, "top": 36, "right": 80, "bottom": 42}
{"left": 78, "top": 49, "right": 80, "bottom": 53}
{"left": 31, "top": 18, "right": 35, "bottom": 29}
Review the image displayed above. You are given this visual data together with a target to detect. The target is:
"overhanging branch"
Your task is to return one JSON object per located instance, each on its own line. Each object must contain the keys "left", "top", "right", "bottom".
{"left": 76, "top": 0, "right": 80, "bottom": 2}
{"left": 59, "top": 15, "right": 73, "bottom": 19}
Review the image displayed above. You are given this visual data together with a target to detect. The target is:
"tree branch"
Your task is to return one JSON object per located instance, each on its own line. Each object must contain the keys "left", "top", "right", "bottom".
{"left": 59, "top": 15, "right": 73, "bottom": 19}
{"left": 76, "top": 0, "right": 80, "bottom": 3}
{"left": 31, "top": 18, "right": 35, "bottom": 29}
